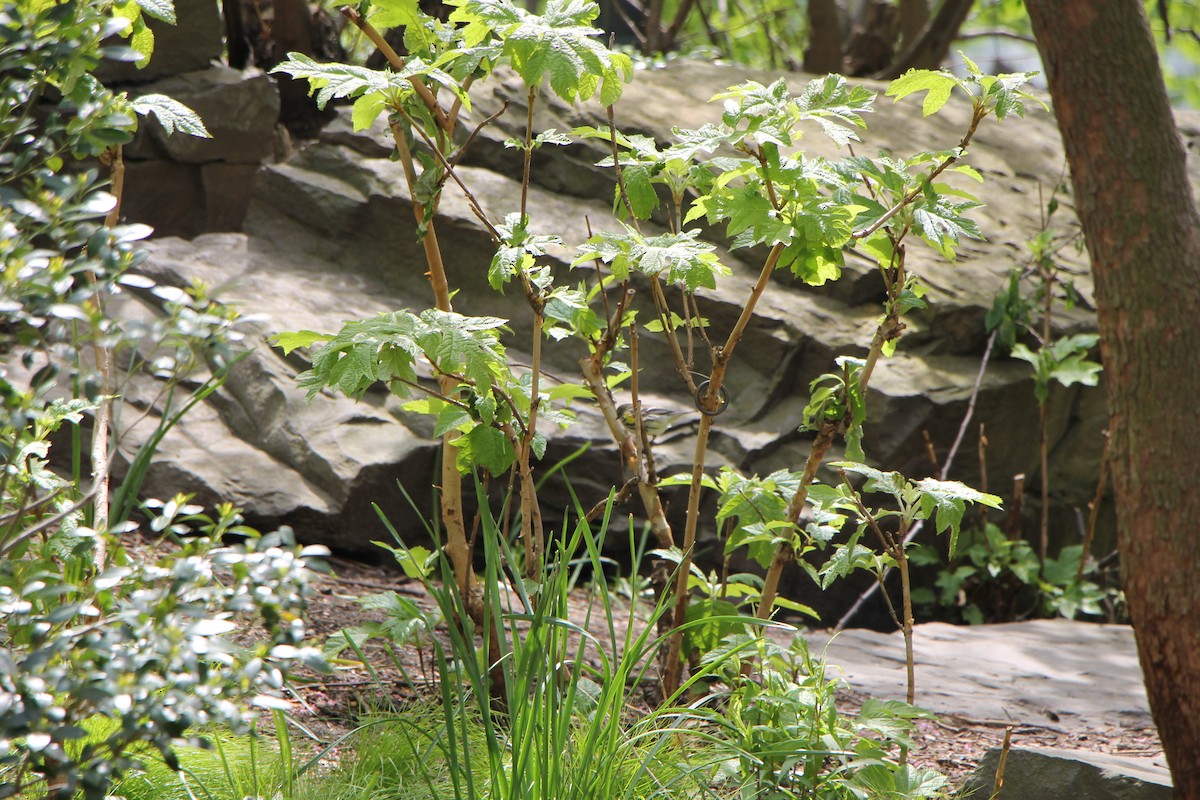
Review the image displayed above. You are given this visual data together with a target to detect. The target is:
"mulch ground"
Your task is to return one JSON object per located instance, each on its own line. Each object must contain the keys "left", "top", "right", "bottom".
{"left": 116, "top": 532, "right": 1163, "bottom": 787}
{"left": 287, "top": 553, "right": 1164, "bottom": 788}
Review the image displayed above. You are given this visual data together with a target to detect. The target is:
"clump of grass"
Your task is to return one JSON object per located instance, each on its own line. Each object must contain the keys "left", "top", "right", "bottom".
{"left": 59, "top": 716, "right": 285, "bottom": 800}
{"left": 293, "top": 709, "right": 478, "bottom": 800}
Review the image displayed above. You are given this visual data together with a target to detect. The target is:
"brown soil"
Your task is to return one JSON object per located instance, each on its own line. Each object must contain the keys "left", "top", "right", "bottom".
{"left": 283, "top": 553, "right": 1164, "bottom": 788}
{"left": 114, "top": 531, "right": 1167, "bottom": 787}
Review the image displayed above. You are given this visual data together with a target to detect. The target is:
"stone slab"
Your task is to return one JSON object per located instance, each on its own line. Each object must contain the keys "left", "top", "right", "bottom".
{"left": 807, "top": 620, "right": 1152, "bottom": 730}
{"left": 957, "top": 746, "right": 1171, "bottom": 800}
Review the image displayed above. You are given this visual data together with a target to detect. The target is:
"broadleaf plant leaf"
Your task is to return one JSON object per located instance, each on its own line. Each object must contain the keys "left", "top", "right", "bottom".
{"left": 130, "top": 94, "right": 210, "bottom": 137}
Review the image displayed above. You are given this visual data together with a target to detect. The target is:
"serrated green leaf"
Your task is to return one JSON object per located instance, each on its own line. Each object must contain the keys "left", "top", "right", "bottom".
{"left": 460, "top": 0, "right": 632, "bottom": 104}
{"left": 271, "top": 53, "right": 397, "bottom": 109}
{"left": 352, "top": 92, "right": 390, "bottom": 132}
{"left": 921, "top": 79, "right": 953, "bottom": 116}
{"left": 911, "top": 195, "right": 984, "bottom": 260}
{"left": 574, "top": 228, "right": 730, "bottom": 292}
{"left": 913, "top": 477, "right": 1003, "bottom": 556}
{"left": 621, "top": 164, "right": 658, "bottom": 220}
{"left": 529, "top": 432, "right": 547, "bottom": 460}
{"left": 683, "top": 598, "right": 745, "bottom": 655}
{"left": 131, "top": 94, "right": 209, "bottom": 137}
{"left": 434, "top": 405, "right": 472, "bottom": 437}
{"left": 370, "top": 0, "right": 421, "bottom": 29}
{"left": 130, "top": 18, "right": 154, "bottom": 66}
{"left": 819, "top": 539, "right": 874, "bottom": 589}
{"left": 886, "top": 70, "right": 960, "bottom": 115}
{"left": 459, "top": 424, "right": 515, "bottom": 474}
{"left": 272, "top": 330, "right": 329, "bottom": 354}
{"left": 134, "top": 0, "right": 175, "bottom": 23}
{"left": 543, "top": 286, "right": 603, "bottom": 340}
{"left": 415, "top": 309, "right": 511, "bottom": 392}
{"left": 1048, "top": 354, "right": 1103, "bottom": 389}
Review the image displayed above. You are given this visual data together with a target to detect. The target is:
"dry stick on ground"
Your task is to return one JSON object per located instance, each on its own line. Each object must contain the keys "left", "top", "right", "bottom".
{"left": 834, "top": 329, "right": 999, "bottom": 631}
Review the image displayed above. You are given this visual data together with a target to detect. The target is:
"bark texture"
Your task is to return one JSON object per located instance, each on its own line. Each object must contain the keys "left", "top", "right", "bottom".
{"left": 1027, "top": 2, "right": 1200, "bottom": 794}
{"left": 803, "top": 0, "right": 845, "bottom": 75}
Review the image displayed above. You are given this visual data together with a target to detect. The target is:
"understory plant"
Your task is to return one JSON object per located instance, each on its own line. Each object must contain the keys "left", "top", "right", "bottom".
{"left": 0, "top": 519, "right": 328, "bottom": 800}
{"left": 910, "top": 522, "right": 1123, "bottom": 624}
{"left": 1, "top": 2, "right": 332, "bottom": 799}
{"left": 903, "top": 189, "right": 1118, "bottom": 626}
{"left": 274, "top": 0, "right": 1033, "bottom": 708}
{"left": 314, "top": 489, "right": 944, "bottom": 800}
{"left": 985, "top": 190, "right": 1103, "bottom": 564}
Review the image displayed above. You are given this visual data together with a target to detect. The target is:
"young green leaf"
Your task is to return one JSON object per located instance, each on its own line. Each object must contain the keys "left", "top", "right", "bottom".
{"left": 453, "top": 0, "right": 633, "bottom": 104}
{"left": 130, "top": 94, "right": 210, "bottom": 138}
{"left": 574, "top": 228, "right": 731, "bottom": 291}
{"left": 370, "top": 0, "right": 421, "bottom": 30}
{"left": 912, "top": 478, "right": 1003, "bottom": 556}
{"left": 886, "top": 69, "right": 963, "bottom": 116}
{"left": 271, "top": 329, "right": 330, "bottom": 355}
{"left": 458, "top": 424, "right": 516, "bottom": 474}
{"left": 133, "top": 0, "right": 175, "bottom": 24}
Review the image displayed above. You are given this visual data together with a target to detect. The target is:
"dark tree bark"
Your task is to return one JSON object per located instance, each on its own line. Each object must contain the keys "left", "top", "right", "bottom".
{"left": 803, "top": 0, "right": 845, "bottom": 75}
{"left": 844, "top": 0, "right": 898, "bottom": 76}
{"left": 1027, "top": 2, "right": 1200, "bottom": 794}
{"left": 874, "top": 0, "right": 973, "bottom": 79}
{"left": 897, "top": 0, "right": 929, "bottom": 53}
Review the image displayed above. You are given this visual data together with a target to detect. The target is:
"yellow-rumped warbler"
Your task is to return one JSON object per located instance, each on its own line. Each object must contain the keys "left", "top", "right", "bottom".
{"left": 616, "top": 403, "right": 691, "bottom": 439}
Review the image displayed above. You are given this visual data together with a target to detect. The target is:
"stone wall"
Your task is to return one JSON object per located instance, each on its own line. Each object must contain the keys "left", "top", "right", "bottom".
{"left": 113, "top": 56, "right": 1200, "bottom": 620}
{"left": 100, "top": 0, "right": 281, "bottom": 238}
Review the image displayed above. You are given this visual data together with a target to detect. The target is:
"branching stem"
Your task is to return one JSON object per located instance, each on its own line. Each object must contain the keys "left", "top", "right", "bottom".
{"left": 340, "top": 6, "right": 452, "bottom": 134}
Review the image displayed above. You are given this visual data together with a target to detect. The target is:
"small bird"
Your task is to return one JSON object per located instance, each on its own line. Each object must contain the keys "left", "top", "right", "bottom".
{"left": 616, "top": 403, "right": 691, "bottom": 440}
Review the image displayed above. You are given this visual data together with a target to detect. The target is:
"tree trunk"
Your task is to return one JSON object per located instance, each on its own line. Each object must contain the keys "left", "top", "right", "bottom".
{"left": 897, "top": 0, "right": 928, "bottom": 53}
{"left": 803, "top": 0, "right": 844, "bottom": 75}
{"left": 1027, "top": 2, "right": 1200, "bottom": 794}
{"left": 874, "top": 0, "right": 973, "bottom": 79}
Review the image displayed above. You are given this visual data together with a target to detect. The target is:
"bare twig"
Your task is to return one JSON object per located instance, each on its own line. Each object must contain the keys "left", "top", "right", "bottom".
{"left": 991, "top": 726, "right": 1014, "bottom": 800}
{"left": 1078, "top": 430, "right": 1111, "bottom": 582}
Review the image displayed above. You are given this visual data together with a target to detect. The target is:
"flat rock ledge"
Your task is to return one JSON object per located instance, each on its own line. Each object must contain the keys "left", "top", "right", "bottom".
{"left": 808, "top": 619, "right": 1151, "bottom": 731}
{"left": 958, "top": 746, "right": 1171, "bottom": 800}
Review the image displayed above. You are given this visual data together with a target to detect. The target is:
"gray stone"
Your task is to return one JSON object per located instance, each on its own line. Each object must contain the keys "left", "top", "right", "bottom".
{"left": 120, "top": 159, "right": 206, "bottom": 239}
{"left": 97, "top": 0, "right": 223, "bottom": 84}
{"left": 958, "top": 747, "right": 1171, "bottom": 800}
{"left": 807, "top": 620, "right": 1152, "bottom": 731}
{"left": 129, "top": 67, "right": 280, "bottom": 165}
{"left": 116, "top": 67, "right": 280, "bottom": 237}
{"left": 118, "top": 233, "right": 442, "bottom": 555}
{"left": 119, "top": 61, "right": 1200, "bottom": 576}
{"left": 201, "top": 163, "right": 261, "bottom": 231}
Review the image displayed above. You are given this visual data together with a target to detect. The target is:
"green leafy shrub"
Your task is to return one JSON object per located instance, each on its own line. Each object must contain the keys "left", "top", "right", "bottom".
{"left": 271, "top": 2, "right": 1049, "bottom": 793}
{"left": 0, "top": 525, "right": 328, "bottom": 800}
{"left": 0, "top": 4, "right": 333, "bottom": 800}
{"left": 911, "top": 523, "right": 1124, "bottom": 624}
{"left": 707, "top": 635, "right": 946, "bottom": 799}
